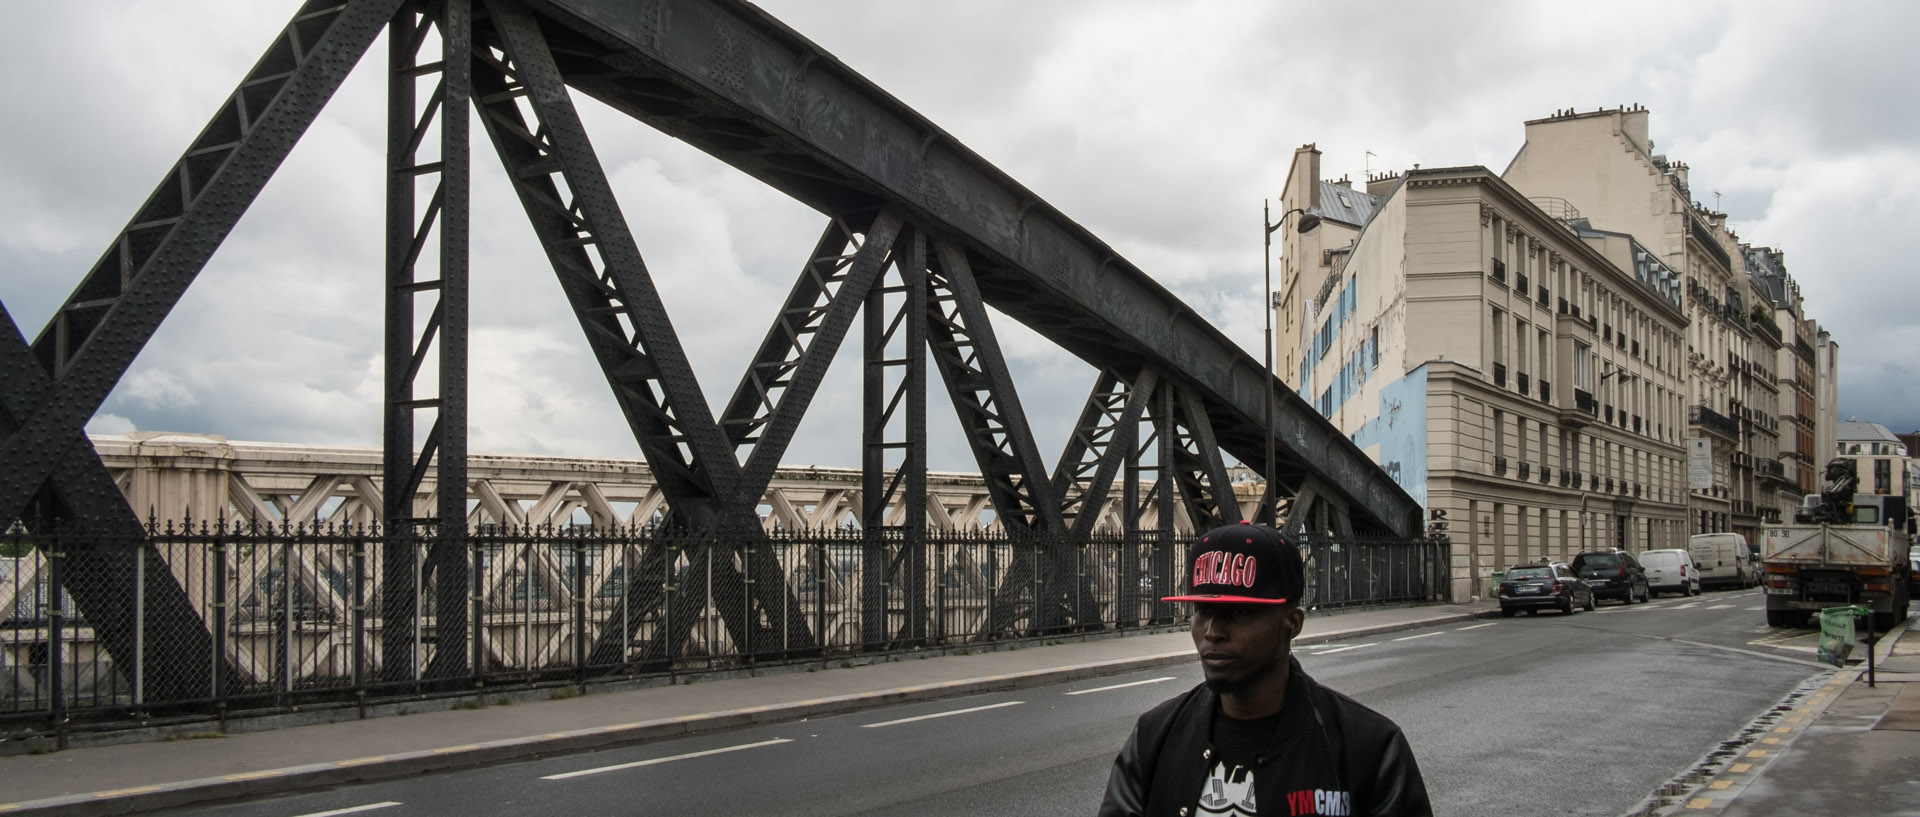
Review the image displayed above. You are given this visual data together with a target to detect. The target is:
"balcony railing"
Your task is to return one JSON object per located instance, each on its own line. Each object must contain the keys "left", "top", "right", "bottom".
{"left": 1493, "top": 363, "right": 1507, "bottom": 388}
{"left": 1690, "top": 404, "right": 1740, "bottom": 439}
{"left": 1517, "top": 372, "right": 1530, "bottom": 395}
{"left": 1575, "top": 389, "right": 1597, "bottom": 415}
{"left": 1519, "top": 462, "right": 1532, "bottom": 480}
{"left": 1539, "top": 380, "right": 1551, "bottom": 402}
{"left": 1495, "top": 456, "right": 1509, "bottom": 476}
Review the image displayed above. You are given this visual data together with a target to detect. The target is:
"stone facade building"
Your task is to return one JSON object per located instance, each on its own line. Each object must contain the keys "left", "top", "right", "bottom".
{"left": 1502, "top": 106, "right": 1806, "bottom": 548}
{"left": 1276, "top": 150, "right": 1690, "bottom": 601}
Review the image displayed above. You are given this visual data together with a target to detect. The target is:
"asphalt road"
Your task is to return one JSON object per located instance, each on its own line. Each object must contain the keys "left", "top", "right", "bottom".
{"left": 164, "top": 587, "right": 1832, "bottom": 817}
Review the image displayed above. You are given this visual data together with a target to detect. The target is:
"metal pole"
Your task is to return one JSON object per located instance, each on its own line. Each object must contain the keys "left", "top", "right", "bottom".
{"left": 1263, "top": 199, "right": 1276, "bottom": 526}
{"left": 133, "top": 543, "right": 145, "bottom": 707}
{"left": 46, "top": 533, "right": 65, "bottom": 741}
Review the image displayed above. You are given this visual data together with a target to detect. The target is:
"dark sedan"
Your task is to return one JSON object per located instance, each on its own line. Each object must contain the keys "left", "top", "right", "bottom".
{"left": 1498, "top": 562, "right": 1595, "bottom": 617}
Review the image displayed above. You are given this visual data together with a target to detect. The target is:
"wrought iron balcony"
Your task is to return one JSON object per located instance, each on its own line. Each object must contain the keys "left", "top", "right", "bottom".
{"left": 1539, "top": 380, "right": 1551, "bottom": 402}
{"left": 1519, "top": 462, "right": 1532, "bottom": 480}
{"left": 1517, "top": 372, "right": 1530, "bottom": 395}
{"left": 1493, "top": 363, "right": 1507, "bottom": 388}
{"left": 1689, "top": 404, "right": 1740, "bottom": 440}
{"left": 1575, "top": 389, "right": 1597, "bottom": 415}
{"left": 1494, "top": 456, "right": 1509, "bottom": 476}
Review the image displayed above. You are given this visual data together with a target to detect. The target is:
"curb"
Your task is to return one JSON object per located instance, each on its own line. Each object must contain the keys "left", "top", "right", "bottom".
{"left": 0, "top": 609, "right": 1489, "bottom": 815}
{"left": 1622, "top": 616, "right": 1915, "bottom": 817}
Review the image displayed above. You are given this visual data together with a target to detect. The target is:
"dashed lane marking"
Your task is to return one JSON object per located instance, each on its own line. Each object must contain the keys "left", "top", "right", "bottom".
{"left": 1708, "top": 604, "right": 1736, "bottom": 610}
{"left": 862, "top": 700, "right": 1025, "bottom": 729}
{"left": 542, "top": 738, "right": 793, "bottom": 780}
{"left": 1315, "top": 643, "right": 1377, "bottom": 655}
{"left": 293, "top": 804, "right": 404, "bottom": 817}
{"left": 1067, "top": 677, "right": 1176, "bottom": 696}
{"left": 1455, "top": 623, "right": 1495, "bottom": 631}
{"left": 1393, "top": 632, "right": 1442, "bottom": 642}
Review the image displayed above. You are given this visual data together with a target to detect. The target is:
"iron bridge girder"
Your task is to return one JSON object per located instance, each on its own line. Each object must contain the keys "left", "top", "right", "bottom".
{"left": 524, "top": 0, "right": 1419, "bottom": 536}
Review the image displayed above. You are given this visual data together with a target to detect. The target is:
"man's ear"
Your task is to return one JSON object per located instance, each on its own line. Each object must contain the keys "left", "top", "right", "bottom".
{"left": 1281, "top": 605, "right": 1306, "bottom": 641}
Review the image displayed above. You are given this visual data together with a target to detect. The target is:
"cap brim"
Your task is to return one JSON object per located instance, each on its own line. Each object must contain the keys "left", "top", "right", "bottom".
{"left": 1161, "top": 594, "right": 1292, "bottom": 605}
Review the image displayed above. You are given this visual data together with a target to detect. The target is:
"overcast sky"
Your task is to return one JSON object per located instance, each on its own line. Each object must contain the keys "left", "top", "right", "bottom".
{"left": 4, "top": 0, "right": 1918, "bottom": 476}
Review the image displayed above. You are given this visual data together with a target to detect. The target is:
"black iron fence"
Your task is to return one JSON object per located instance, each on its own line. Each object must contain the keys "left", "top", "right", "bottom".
{"left": 1, "top": 520, "right": 1447, "bottom": 738}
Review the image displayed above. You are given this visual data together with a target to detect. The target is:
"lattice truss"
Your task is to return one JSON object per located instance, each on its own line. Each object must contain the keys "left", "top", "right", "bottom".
{"left": 0, "top": 0, "right": 1406, "bottom": 691}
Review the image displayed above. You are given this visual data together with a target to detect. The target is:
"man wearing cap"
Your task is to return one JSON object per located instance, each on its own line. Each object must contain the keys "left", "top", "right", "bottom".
{"left": 1097, "top": 523, "right": 1432, "bottom": 817}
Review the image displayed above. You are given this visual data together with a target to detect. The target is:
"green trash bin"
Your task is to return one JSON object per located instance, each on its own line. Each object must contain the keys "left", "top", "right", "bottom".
{"left": 1487, "top": 571, "right": 1506, "bottom": 598}
{"left": 1817, "top": 605, "right": 1868, "bottom": 667}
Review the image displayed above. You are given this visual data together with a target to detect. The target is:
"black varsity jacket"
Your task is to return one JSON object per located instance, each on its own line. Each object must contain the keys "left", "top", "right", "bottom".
{"left": 1096, "top": 657, "right": 1432, "bottom": 817}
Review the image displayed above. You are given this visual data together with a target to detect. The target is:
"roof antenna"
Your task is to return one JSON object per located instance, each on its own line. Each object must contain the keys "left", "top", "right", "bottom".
{"left": 1714, "top": 191, "right": 1722, "bottom": 211}
{"left": 1365, "top": 150, "right": 1377, "bottom": 177}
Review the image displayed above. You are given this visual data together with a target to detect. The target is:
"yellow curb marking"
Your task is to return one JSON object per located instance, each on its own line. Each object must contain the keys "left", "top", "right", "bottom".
{"left": 1787, "top": 717, "right": 1803, "bottom": 723}
{"left": 92, "top": 786, "right": 163, "bottom": 798}
{"left": 0, "top": 805, "right": 19, "bottom": 812}
{"left": 1686, "top": 797, "right": 1714, "bottom": 809}
{"left": 222, "top": 770, "right": 285, "bottom": 781}
{"left": 434, "top": 744, "right": 482, "bottom": 754}
{"left": 1774, "top": 726, "right": 1791, "bottom": 733}
{"left": 1748, "top": 749, "right": 1769, "bottom": 758}
{"left": 336, "top": 756, "right": 387, "bottom": 767}
{"left": 1730, "top": 763, "right": 1752, "bottom": 773}
{"left": 1709, "top": 780, "right": 1733, "bottom": 790}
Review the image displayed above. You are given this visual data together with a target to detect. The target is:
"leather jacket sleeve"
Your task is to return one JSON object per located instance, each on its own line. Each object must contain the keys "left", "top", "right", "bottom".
{"left": 1096, "top": 721, "right": 1149, "bottom": 817}
{"left": 1361, "top": 729, "right": 1433, "bottom": 817}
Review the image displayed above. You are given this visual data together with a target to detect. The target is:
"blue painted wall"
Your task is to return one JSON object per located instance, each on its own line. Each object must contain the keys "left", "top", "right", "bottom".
{"left": 1350, "top": 365, "right": 1430, "bottom": 510}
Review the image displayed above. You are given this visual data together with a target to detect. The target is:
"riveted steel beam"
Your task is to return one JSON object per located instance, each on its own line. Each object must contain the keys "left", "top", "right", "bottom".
{"left": 0, "top": 304, "right": 228, "bottom": 702}
{"left": 382, "top": 0, "right": 474, "bottom": 684}
{"left": 1165, "top": 386, "right": 1243, "bottom": 532}
{"left": 1054, "top": 367, "right": 1161, "bottom": 539}
{"left": 473, "top": 0, "right": 815, "bottom": 665}
{"left": 924, "top": 241, "right": 1062, "bottom": 535}
{"left": 862, "top": 226, "right": 927, "bottom": 646}
{"left": 722, "top": 211, "right": 903, "bottom": 511}
{"left": 0, "top": 0, "right": 404, "bottom": 526}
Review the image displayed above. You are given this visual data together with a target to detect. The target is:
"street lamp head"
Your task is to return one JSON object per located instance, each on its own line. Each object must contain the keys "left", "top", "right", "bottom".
{"left": 1266, "top": 208, "right": 1323, "bottom": 235}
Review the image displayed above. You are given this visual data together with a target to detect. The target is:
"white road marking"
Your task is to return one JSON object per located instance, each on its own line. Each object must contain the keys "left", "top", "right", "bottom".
{"left": 862, "top": 700, "right": 1025, "bottom": 728}
{"left": 1455, "top": 623, "right": 1495, "bottom": 631}
{"left": 1393, "top": 632, "right": 1442, "bottom": 642}
{"left": 541, "top": 738, "right": 793, "bottom": 780}
{"left": 1315, "top": 643, "right": 1377, "bottom": 655}
{"left": 1708, "top": 604, "right": 1736, "bottom": 610}
{"left": 1675, "top": 603, "right": 1700, "bottom": 609}
{"left": 292, "top": 804, "right": 403, "bottom": 817}
{"left": 1066, "top": 677, "right": 1177, "bottom": 696}
{"left": 1747, "top": 606, "right": 1765, "bottom": 611}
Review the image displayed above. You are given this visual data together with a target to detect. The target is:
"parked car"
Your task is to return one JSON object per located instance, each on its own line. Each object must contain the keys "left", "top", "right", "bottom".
{"left": 1689, "top": 532, "right": 1754, "bottom": 590}
{"left": 1639, "top": 548, "right": 1700, "bottom": 598}
{"left": 1498, "top": 562, "right": 1595, "bottom": 617}
{"left": 1571, "top": 549, "right": 1650, "bottom": 604}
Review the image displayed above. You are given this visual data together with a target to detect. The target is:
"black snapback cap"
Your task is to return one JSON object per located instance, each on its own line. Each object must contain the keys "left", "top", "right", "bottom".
{"left": 1162, "top": 523, "right": 1304, "bottom": 605}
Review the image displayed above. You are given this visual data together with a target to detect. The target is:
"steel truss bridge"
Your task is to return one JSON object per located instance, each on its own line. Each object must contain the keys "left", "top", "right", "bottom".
{"left": 0, "top": 0, "right": 1422, "bottom": 714}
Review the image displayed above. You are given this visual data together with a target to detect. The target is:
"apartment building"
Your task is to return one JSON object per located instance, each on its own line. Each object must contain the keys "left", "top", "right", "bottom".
{"left": 1503, "top": 106, "right": 1795, "bottom": 548}
{"left": 1748, "top": 246, "right": 1819, "bottom": 514}
{"left": 1276, "top": 148, "right": 1689, "bottom": 601}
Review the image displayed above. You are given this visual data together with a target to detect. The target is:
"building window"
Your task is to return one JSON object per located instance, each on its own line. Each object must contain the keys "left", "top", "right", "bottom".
{"left": 1877, "top": 459, "right": 1892, "bottom": 495}
{"left": 1369, "top": 326, "right": 1380, "bottom": 369}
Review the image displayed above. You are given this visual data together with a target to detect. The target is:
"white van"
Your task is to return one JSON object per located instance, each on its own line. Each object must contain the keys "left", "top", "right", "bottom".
{"left": 1639, "top": 549, "right": 1700, "bottom": 597}
{"left": 1688, "top": 533, "right": 1752, "bottom": 590}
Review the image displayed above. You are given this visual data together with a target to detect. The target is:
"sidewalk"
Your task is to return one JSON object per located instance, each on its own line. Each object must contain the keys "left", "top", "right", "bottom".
{"left": 0, "top": 601, "right": 1494, "bottom": 816}
{"left": 1636, "top": 614, "right": 1920, "bottom": 817}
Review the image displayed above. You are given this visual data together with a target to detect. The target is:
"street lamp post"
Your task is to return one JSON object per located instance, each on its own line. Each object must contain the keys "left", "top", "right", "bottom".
{"left": 1262, "top": 201, "right": 1320, "bottom": 526}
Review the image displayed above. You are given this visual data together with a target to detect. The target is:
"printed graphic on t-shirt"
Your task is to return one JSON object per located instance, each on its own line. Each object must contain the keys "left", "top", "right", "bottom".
{"left": 1196, "top": 763, "right": 1354, "bottom": 817}
{"left": 1197, "top": 762, "right": 1256, "bottom": 816}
